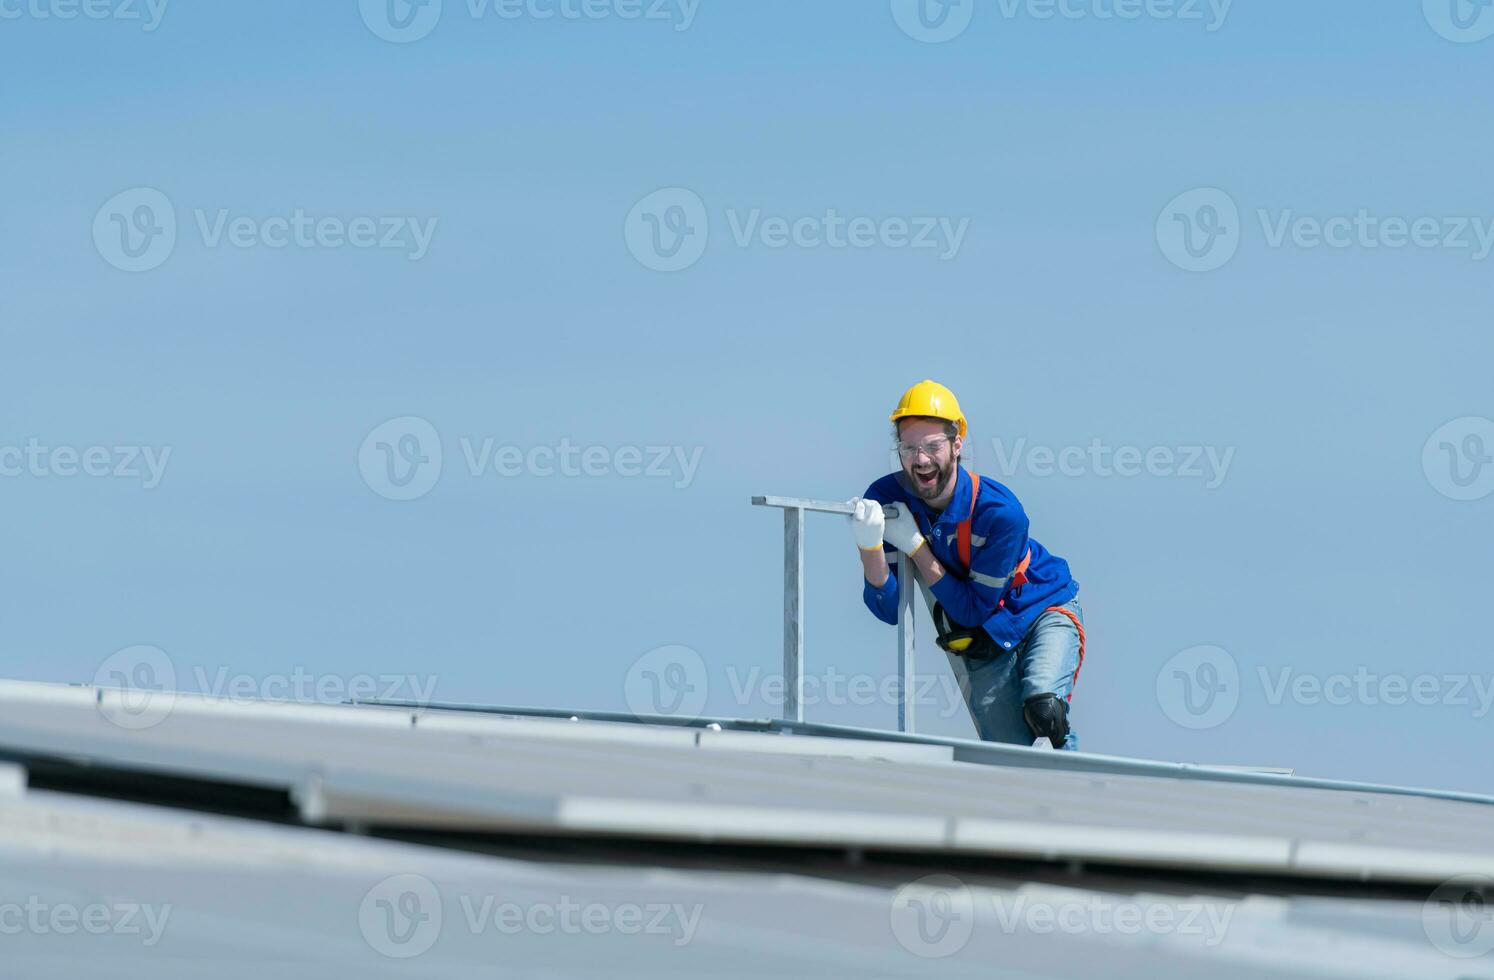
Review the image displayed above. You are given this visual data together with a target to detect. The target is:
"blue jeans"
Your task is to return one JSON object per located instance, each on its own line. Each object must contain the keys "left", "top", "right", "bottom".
{"left": 964, "top": 596, "right": 1084, "bottom": 751}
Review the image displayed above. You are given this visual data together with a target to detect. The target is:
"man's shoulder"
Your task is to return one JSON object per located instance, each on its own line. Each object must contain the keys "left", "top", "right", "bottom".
{"left": 971, "top": 473, "right": 1026, "bottom": 525}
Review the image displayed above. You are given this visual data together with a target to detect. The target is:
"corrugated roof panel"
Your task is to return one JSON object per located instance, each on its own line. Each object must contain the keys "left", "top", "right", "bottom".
{"left": 1, "top": 680, "right": 1491, "bottom": 890}
{"left": 0, "top": 785, "right": 1481, "bottom": 979}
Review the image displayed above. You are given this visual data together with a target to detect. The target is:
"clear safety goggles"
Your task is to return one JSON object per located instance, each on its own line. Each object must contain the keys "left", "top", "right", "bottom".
{"left": 895, "top": 436, "right": 951, "bottom": 461}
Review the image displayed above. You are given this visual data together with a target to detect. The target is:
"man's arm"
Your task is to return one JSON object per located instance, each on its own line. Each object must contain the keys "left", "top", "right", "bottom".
{"left": 881, "top": 493, "right": 1029, "bottom": 628}
{"left": 851, "top": 496, "right": 900, "bottom": 625}
{"left": 881, "top": 507, "right": 951, "bottom": 588}
{"left": 860, "top": 546, "right": 890, "bottom": 588}
{"left": 905, "top": 541, "right": 944, "bottom": 588}
{"left": 861, "top": 548, "right": 902, "bottom": 624}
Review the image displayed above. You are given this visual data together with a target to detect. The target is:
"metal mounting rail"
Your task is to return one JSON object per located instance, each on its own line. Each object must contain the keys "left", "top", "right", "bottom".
{"left": 750, "top": 494, "right": 918, "bottom": 732}
{"left": 347, "top": 696, "right": 1494, "bottom": 809}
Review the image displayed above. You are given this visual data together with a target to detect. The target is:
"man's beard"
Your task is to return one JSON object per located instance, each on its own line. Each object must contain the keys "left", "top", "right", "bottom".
{"left": 906, "top": 456, "right": 956, "bottom": 502}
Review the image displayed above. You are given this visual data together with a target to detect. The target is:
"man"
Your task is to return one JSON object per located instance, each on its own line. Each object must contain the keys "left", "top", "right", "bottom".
{"left": 848, "top": 380, "right": 1086, "bottom": 750}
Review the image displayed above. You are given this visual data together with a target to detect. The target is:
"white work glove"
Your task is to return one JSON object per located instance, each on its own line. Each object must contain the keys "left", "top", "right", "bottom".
{"left": 849, "top": 497, "right": 885, "bottom": 552}
{"left": 882, "top": 507, "right": 926, "bottom": 557}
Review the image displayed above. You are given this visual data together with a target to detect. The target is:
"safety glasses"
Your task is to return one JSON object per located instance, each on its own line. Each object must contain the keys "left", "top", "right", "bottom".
{"left": 895, "top": 437, "right": 950, "bottom": 461}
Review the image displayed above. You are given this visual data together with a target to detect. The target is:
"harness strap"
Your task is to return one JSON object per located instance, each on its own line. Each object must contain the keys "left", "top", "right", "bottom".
{"left": 956, "top": 472, "right": 980, "bottom": 570}
{"left": 958, "top": 472, "right": 1030, "bottom": 592}
{"left": 1010, "top": 551, "right": 1031, "bottom": 590}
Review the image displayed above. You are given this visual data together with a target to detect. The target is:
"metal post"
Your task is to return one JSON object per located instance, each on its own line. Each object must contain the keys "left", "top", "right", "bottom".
{"left": 752, "top": 496, "right": 906, "bottom": 728}
{"left": 897, "top": 552, "right": 916, "bottom": 733}
{"left": 751, "top": 495, "right": 980, "bottom": 736}
{"left": 783, "top": 506, "right": 805, "bottom": 723}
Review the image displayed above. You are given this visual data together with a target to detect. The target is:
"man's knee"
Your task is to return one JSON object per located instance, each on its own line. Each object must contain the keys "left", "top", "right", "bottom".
{"left": 1023, "top": 693, "right": 1069, "bottom": 745}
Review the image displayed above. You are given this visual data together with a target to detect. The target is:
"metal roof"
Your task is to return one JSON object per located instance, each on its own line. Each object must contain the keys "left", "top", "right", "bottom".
{"left": 0, "top": 679, "right": 1490, "bottom": 976}
{"left": 0, "top": 783, "right": 1473, "bottom": 979}
{"left": 3, "top": 681, "right": 1492, "bottom": 884}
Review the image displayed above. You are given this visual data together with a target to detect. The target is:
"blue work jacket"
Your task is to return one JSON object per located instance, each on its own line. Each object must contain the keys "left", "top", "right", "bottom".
{"left": 862, "top": 467, "right": 1078, "bottom": 653}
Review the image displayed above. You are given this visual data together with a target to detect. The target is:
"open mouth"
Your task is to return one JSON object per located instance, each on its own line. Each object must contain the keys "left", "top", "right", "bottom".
{"left": 913, "top": 465, "right": 940, "bottom": 493}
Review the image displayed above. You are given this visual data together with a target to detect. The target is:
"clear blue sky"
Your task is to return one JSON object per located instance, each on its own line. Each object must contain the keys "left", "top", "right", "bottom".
{"left": 3, "top": 1, "right": 1493, "bottom": 793}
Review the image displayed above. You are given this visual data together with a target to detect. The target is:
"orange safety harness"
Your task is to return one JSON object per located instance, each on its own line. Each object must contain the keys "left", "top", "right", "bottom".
{"left": 948, "top": 474, "right": 1086, "bottom": 698}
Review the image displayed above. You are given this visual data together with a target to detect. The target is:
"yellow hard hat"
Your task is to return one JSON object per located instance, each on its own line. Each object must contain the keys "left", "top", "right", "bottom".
{"left": 890, "top": 380, "right": 967, "bottom": 439}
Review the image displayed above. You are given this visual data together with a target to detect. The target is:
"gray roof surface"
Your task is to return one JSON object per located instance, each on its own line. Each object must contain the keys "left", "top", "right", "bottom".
{"left": 0, "top": 680, "right": 1491, "bottom": 977}
{"left": 0, "top": 785, "right": 1484, "bottom": 979}
{"left": 1, "top": 681, "right": 1490, "bottom": 884}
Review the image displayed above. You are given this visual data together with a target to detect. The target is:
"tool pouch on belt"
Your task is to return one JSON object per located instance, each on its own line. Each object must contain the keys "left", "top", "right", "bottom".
{"left": 931, "top": 602, "right": 1001, "bottom": 660}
